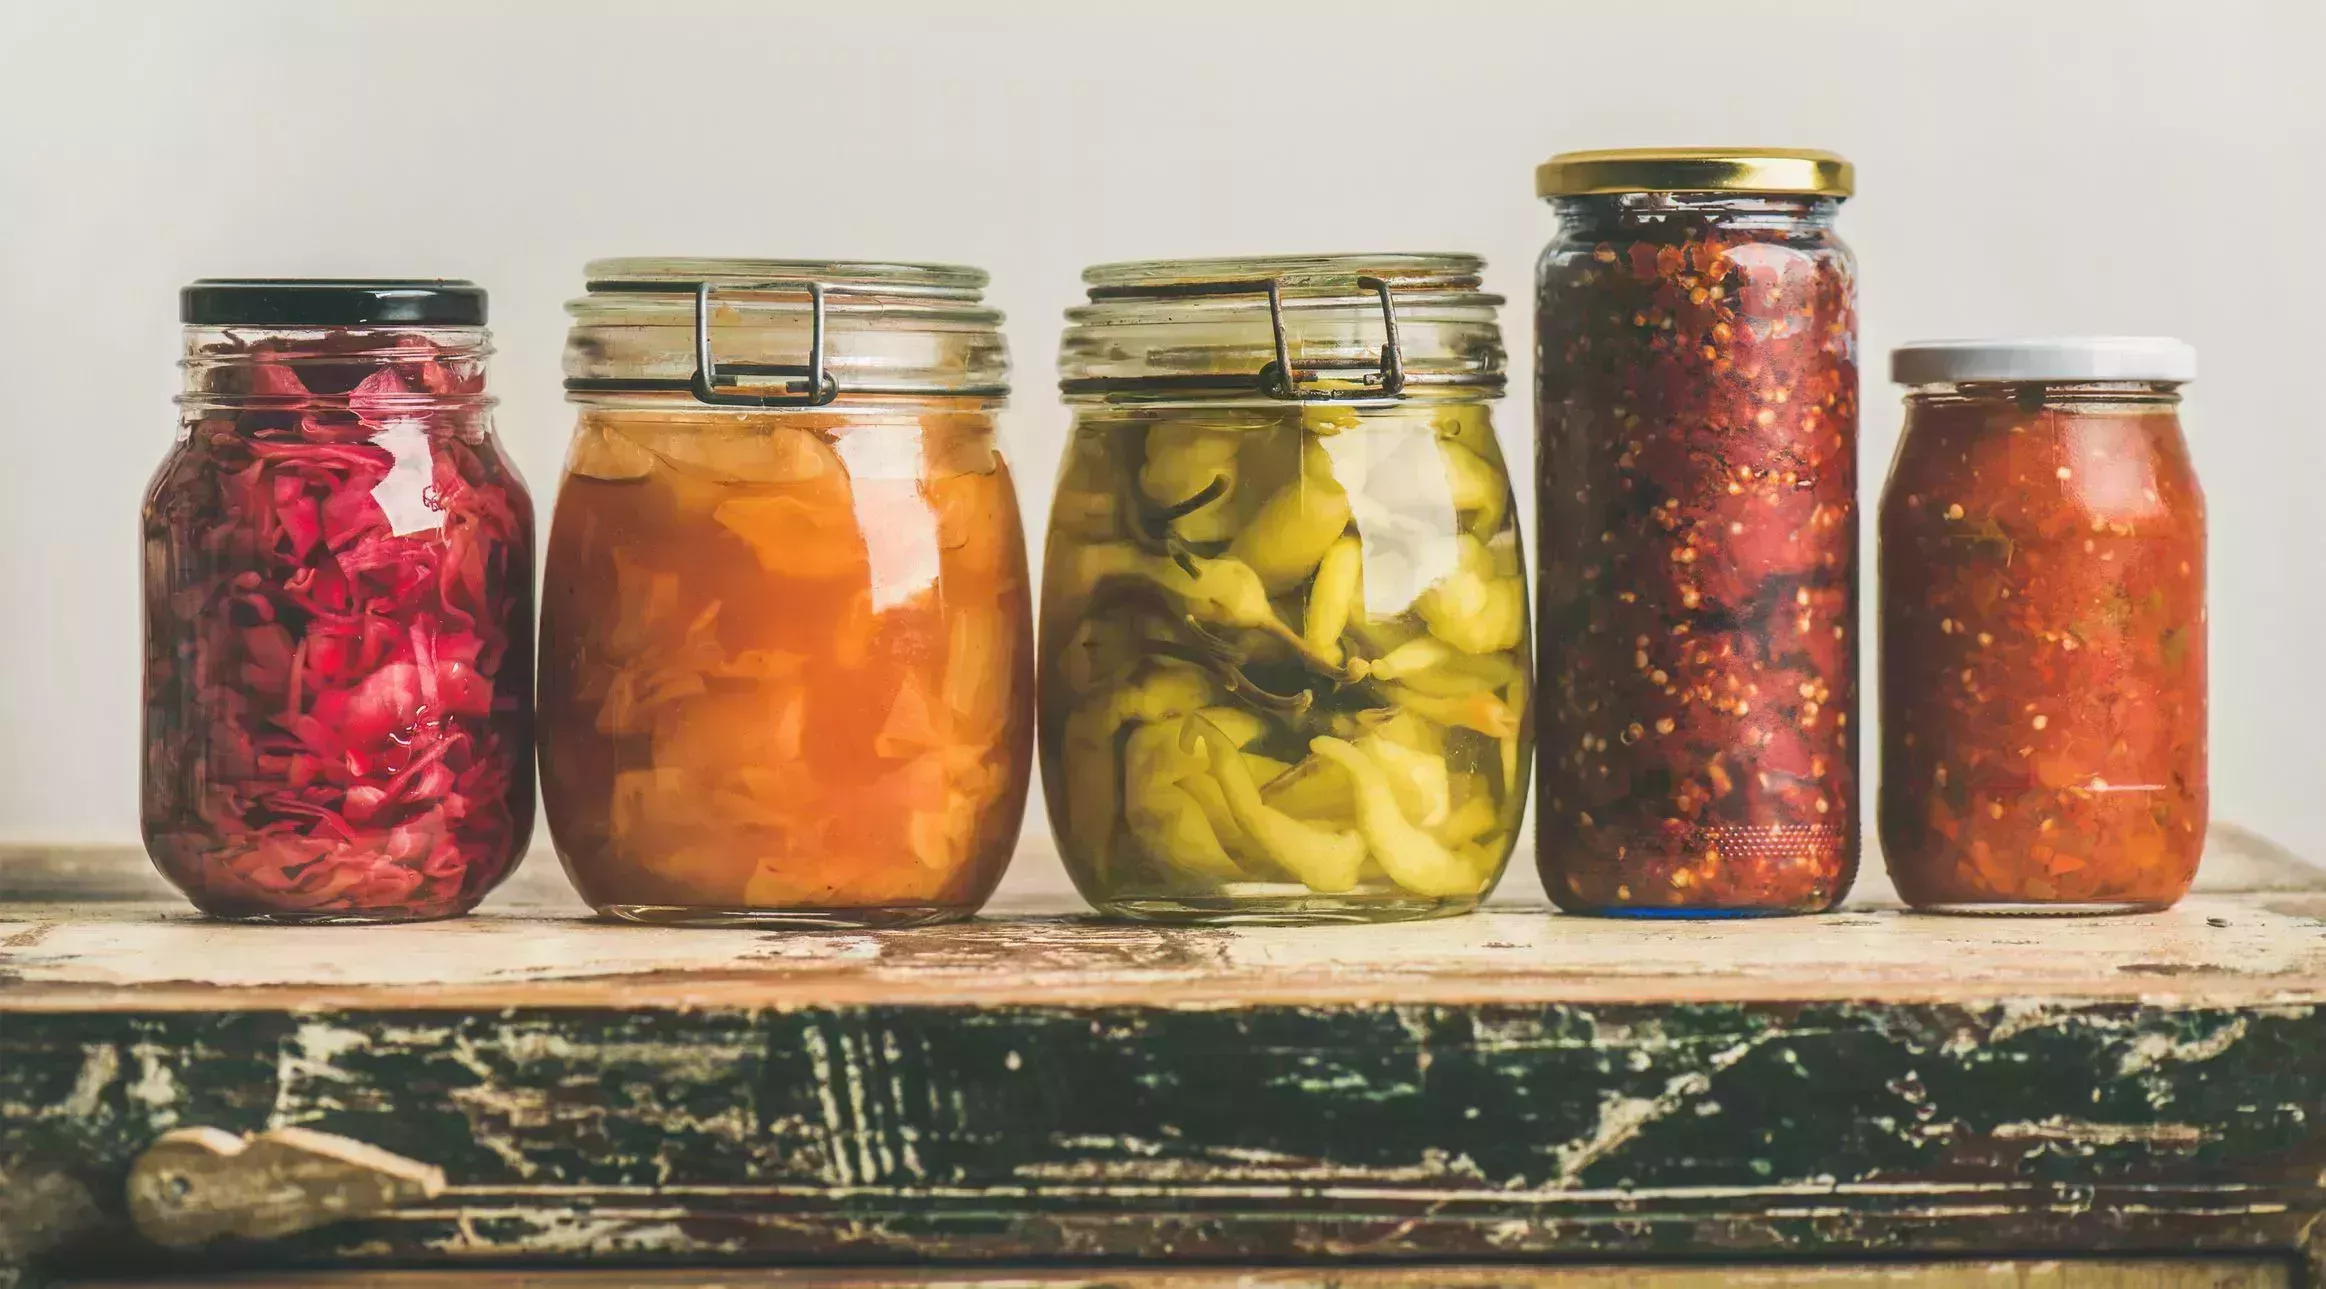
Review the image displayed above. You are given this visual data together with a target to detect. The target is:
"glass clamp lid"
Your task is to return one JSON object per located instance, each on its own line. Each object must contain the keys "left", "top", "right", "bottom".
{"left": 564, "top": 259, "right": 1009, "bottom": 407}
{"left": 1059, "top": 253, "right": 1505, "bottom": 405}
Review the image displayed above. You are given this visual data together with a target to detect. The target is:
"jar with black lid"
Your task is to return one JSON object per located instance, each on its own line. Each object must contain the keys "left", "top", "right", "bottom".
{"left": 142, "top": 279, "right": 535, "bottom": 922}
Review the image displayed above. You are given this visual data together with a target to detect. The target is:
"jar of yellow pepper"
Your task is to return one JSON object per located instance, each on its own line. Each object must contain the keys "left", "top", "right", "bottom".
{"left": 1040, "top": 254, "right": 1531, "bottom": 923}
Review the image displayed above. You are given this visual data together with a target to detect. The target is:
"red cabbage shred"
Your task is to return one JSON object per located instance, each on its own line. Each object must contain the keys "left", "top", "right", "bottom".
{"left": 141, "top": 331, "right": 534, "bottom": 921}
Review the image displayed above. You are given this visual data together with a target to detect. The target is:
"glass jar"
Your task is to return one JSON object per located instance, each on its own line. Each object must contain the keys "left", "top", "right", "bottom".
{"left": 142, "top": 279, "right": 535, "bottom": 923}
{"left": 1043, "top": 254, "right": 1531, "bottom": 924}
{"left": 1534, "top": 149, "right": 1860, "bottom": 917}
{"left": 542, "top": 260, "right": 1032, "bottom": 926}
{"left": 1881, "top": 339, "right": 2206, "bottom": 913}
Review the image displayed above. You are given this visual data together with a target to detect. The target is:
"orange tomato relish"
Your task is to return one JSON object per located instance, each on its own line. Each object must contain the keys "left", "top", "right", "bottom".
{"left": 1879, "top": 372, "right": 2205, "bottom": 911}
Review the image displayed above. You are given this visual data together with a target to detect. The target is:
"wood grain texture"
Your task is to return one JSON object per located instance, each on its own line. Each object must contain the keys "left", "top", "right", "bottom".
{"left": 0, "top": 843, "right": 2320, "bottom": 1288}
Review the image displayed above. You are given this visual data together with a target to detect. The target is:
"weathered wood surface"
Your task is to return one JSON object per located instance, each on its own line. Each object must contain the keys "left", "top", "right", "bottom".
{"left": 58, "top": 1258, "right": 2307, "bottom": 1287}
{"left": 1, "top": 837, "right": 2321, "bottom": 1287}
{"left": 3, "top": 827, "right": 2321, "bottom": 1011}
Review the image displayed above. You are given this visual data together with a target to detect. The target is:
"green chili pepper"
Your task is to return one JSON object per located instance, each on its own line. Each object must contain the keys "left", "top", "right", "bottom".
{"left": 1308, "top": 737, "right": 1480, "bottom": 898}
{"left": 1184, "top": 717, "right": 1363, "bottom": 893}
{"left": 1433, "top": 789, "right": 1499, "bottom": 848}
{"left": 1139, "top": 423, "right": 1241, "bottom": 543}
{"left": 1365, "top": 635, "right": 1453, "bottom": 682}
{"left": 1123, "top": 721, "right": 1245, "bottom": 881}
{"left": 1061, "top": 666, "right": 1213, "bottom": 866}
{"left": 1438, "top": 440, "right": 1508, "bottom": 534}
{"left": 1055, "top": 613, "right": 1138, "bottom": 697}
{"left": 1228, "top": 441, "right": 1351, "bottom": 593}
{"left": 1498, "top": 680, "right": 1527, "bottom": 799}
{"left": 1416, "top": 533, "right": 1524, "bottom": 654}
{"left": 1260, "top": 754, "right": 1357, "bottom": 821}
{"left": 1359, "top": 731, "right": 1451, "bottom": 828}
{"left": 1302, "top": 535, "right": 1363, "bottom": 668}
{"left": 1194, "top": 705, "right": 1269, "bottom": 748}
{"left": 1075, "top": 543, "right": 1351, "bottom": 677}
{"left": 1379, "top": 682, "right": 1521, "bottom": 739}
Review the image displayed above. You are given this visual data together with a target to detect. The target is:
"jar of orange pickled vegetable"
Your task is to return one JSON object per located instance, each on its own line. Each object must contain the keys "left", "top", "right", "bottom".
{"left": 541, "top": 260, "right": 1032, "bottom": 926}
{"left": 1881, "top": 338, "right": 2206, "bottom": 913}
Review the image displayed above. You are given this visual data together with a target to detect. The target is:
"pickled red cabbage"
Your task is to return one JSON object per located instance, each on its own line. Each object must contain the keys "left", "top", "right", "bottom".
{"left": 141, "top": 332, "right": 534, "bottom": 920}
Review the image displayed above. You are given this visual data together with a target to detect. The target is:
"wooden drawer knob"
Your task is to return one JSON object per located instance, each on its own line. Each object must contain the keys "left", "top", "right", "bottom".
{"left": 126, "top": 1126, "right": 444, "bottom": 1249}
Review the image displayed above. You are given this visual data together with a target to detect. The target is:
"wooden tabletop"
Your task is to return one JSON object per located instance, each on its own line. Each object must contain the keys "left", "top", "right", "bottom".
{"left": 4, "top": 828, "right": 2321, "bottom": 1012}
{"left": 5, "top": 830, "right": 2323, "bottom": 1286}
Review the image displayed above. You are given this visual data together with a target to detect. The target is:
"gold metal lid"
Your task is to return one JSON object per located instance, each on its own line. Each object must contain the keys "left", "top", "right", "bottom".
{"left": 1535, "top": 148, "right": 1853, "bottom": 199}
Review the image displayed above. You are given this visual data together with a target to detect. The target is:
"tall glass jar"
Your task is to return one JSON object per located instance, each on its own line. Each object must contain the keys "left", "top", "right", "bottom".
{"left": 541, "top": 260, "right": 1033, "bottom": 926}
{"left": 142, "top": 279, "right": 535, "bottom": 923}
{"left": 1881, "top": 339, "right": 2206, "bottom": 913}
{"left": 1534, "top": 149, "right": 1860, "bottom": 917}
{"left": 1043, "top": 254, "right": 1531, "bottom": 924}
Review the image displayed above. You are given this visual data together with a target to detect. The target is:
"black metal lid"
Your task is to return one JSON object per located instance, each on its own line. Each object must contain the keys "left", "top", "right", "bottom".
{"left": 180, "top": 279, "right": 487, "bottom": 327}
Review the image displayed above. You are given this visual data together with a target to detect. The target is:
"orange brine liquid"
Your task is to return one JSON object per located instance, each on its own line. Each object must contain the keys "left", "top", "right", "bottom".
{"left": 539, "top": 405, "right": 1032, "bottom": 922}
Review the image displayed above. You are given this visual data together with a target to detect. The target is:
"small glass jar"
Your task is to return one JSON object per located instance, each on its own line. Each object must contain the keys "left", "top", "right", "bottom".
{"left": 541, "top": 260, "right": 1032, "bottom": 926}
{"left": 1534, "top": 148, "right": 1860, "bottom": 917}
{"left": 142, "top": 279, "right": 536, "bottom": 922}
{"left": 1881, "top": 339, "right": 2207, "bottom": 913}
{"left": 1043, "top": 254, "right": 1531, "bottom": 924}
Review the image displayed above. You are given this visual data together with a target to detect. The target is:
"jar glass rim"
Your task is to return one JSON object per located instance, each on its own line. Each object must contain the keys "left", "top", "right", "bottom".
{"left": 1083, "top": 252, "right": 1490, "bottom": 296}
{"left": 1060, "top": 251, "right": 1506, "bottom": 404}
{"left": 583, "top": 257, "right": 985, "bottom": 296}
{"left": 564, "top": 257, "right": 1008, "bottom": 403}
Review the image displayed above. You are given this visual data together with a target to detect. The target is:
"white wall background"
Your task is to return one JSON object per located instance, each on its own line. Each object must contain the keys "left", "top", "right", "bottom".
{"left": 3, "top": 0, "right": 2321, "bottom": 898}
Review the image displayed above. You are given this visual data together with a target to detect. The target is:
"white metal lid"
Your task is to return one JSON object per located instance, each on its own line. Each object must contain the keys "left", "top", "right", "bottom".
{"left": 1891, "top": 337, "right": 2196, "bottom": 386}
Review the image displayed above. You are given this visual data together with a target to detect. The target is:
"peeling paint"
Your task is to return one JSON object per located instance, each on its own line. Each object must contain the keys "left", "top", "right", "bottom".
{"left": 56, "top": 1044, "right": 115, "bottom": 1121}
{"left": 1993, "top": 1117, "right": 2213, "bottom": 1148}
{"left": 2120, "top": 1017, "right": 2251, "bottom": 1076}
{"left": 123, "top": 1042, "right": 180, "bottom": 1128}
{"left": 1551, "top": 1036, "right": 1764, "bottom": 1185}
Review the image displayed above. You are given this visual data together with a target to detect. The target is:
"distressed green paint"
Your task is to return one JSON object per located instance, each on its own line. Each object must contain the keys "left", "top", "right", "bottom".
{"left": 3, "top": 999, "right": 2320, "bottom": 1286}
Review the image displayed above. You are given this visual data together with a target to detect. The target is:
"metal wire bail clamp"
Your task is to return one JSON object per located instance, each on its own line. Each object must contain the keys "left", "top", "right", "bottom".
{"left": 688, "top": 280, "right": 842, "bottom": 408}
{"left": 1066, "top": 273, "right": 1412, "bottom": 402}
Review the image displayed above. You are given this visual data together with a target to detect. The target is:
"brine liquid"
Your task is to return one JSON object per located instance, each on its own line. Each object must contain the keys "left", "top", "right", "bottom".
{"left": 538, "top": 406, "right": 1032, "bottom": 922}
{"left": 1038, "top": 402, "right": 1532, "bottom": 923}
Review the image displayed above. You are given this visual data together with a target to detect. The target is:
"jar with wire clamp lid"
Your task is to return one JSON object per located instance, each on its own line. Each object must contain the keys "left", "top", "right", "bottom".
{"left": 541, "top": 259, "right": 1034, "bottom": 926}
{"left": 1042, "top": 253, "right": 1531, "bottom": 924}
